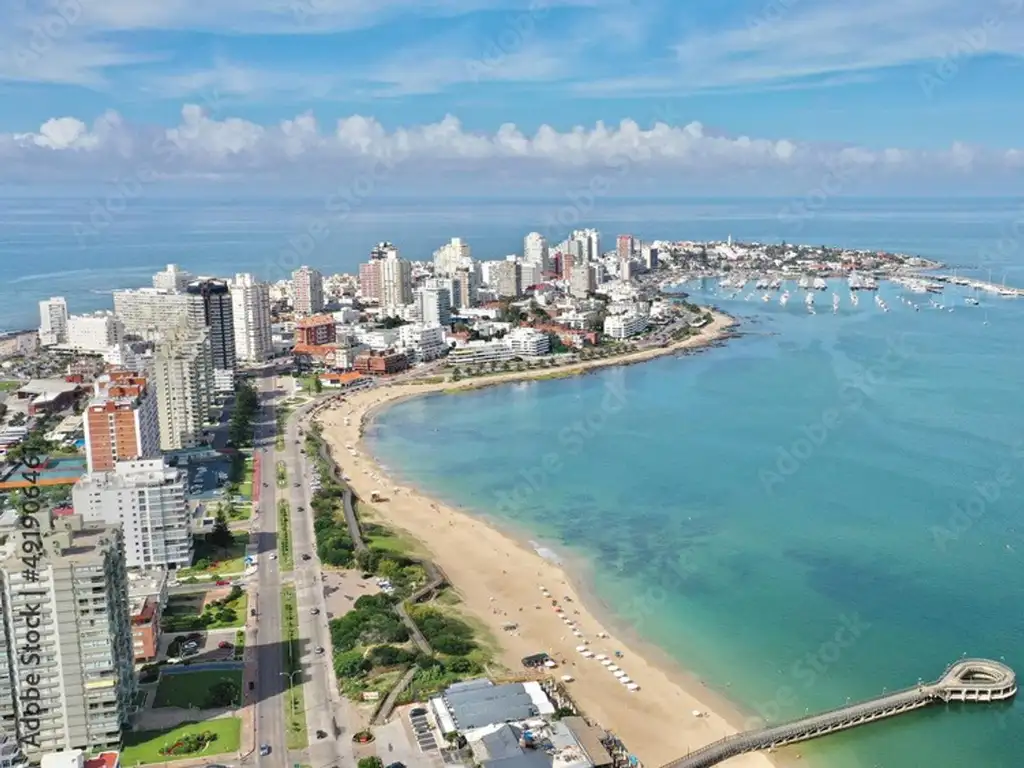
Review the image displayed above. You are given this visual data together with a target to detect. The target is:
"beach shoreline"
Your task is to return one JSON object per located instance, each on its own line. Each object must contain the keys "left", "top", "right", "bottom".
{"left": 314, "top": 310, "right": 788, "bottom": 768}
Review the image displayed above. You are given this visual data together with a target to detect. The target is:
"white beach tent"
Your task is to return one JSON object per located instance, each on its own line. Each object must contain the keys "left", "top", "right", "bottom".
{"left": 575, "top": 645, "right": 588, "bottom": 652}
{"left": 600, "top": 659, "right": 612, "bottom": 667}
{"left": 627, "top": 683, "right": 640, "bottom": 691}
{"left": 582, "top": 651, "right": 595, "bottom": 658}
{"left": 614, "top": 671, "right": 627, "bottom": 678}
{"left": 595, "top": 654, "right": 608, "bottom": 661}
{"left": 608, "top": 665, "right": 619, "bottom": 672}
{"left": 562, "top": 675, "right": 575, "bottom": 682}
{"left": 619, "top": 676, "right": 632, "bottom": 684}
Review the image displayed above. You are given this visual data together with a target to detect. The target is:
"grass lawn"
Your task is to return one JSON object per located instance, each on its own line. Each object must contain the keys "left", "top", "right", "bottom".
{"left": 366, "top": 529, "right": 422, "bottom": 558}
{"left": 234, "top": 629, "right": 245, "bottom": 660}
{"left": 0, "top": 381, "right": 23, "bottom": 391}
{"left": 153, "top": 670, "right": 243, "bottom": 709}
{"left": 162, "top": 591, "right": 248, "bottom": 630}
{"left": 277, "top": 499, "right": 294, "bottom": 570}
{"left": 277, "top": 460, "right": 288, "bottom": 488}
{"left": 281, "top": 586, "right": 307, "bottom": 749}
{"left": 179, "top": 538, "right": 248, "bottom": 576}
{"left": 121, "top": 718, "right": 241, "bottom": 765}
{"left": 239, "top": 455, "right": 254, "bottom": 499}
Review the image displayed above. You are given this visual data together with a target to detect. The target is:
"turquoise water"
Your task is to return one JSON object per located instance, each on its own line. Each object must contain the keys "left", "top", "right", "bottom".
{"left": 367, "top": 215, "right": 1024, "bottom": 767}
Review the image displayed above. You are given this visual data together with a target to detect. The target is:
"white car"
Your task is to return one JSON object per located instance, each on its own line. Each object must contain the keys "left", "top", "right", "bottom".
{"left": 269, "top": 553, "right": 278, "bottom": 560}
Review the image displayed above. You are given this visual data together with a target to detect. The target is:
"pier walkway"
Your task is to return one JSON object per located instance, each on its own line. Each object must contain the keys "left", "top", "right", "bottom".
{"left": 663, "top": 659, "right": 1016, "bottom": 768}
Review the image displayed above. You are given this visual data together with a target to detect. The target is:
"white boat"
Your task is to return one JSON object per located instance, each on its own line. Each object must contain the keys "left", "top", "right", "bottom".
{"left": 798, "top": 276, "right": 810, "bottom": 290}
{"left": 761, "top": 293, "right": 771, "bottom": 302}
{"left": 813, "top": 277, "right": 828, "bottom": 291}
{"left": 965, "top": 297, "right": 979, "bottom": 306}
{"left": 770, "top": 278, "right": 782, "bottom": 290}
{"left": 780, "top": 291, "right": 790, "bottom": 306}
{"left": 805, "top": 292, "right": 815, "bottom": 313}
{"left": 832, "top": 293, "right": 840, "bottom": 314}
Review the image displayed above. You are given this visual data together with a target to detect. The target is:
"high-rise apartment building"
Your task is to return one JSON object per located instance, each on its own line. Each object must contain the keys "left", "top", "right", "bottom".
{"left": 523, "top": 232, "right": 549, "bottom": 273}
{"left": 416, "top": 284, "right": 451, "bottom": 327}
{"left": 453, "top": 266, "right": 478, "bottom": 310}
{"left": 380, "top": 248, "right": 413, "bottom": 311}
{"left": 152, "top": 328, "right": 211, "bottom": 451}
{"left": 65, "top": 313, "right": 124, "bottom": 353}
{"left": 111, "top": 289, "right": 189, "bottom": 341}
{"left": 433, "top": 237, "right": 472, "bottom": 276}
{"left": 563, "top": 240, "right": 585, "bottom": 281}
{"left": 0, "top": 512, "right": 135, "bottom": 760}
{"left": 230, "top": 273, "right": 272, "bottom": 362}
{"left": 570, "top": 263, "right": 596, "bottom": 297}
{"left": 38, "top": 297, "right": 68, "bottom": 347}
{"left": 73, "top": 459, "right": 192, "bottom": 569}
{"left": 570, "top": 229, "right": 601, "bottom": 261}
{"left": 491, "top": 260, "right": 522, "bottom": 298}
{"left": 292, "top": 266, "right": 324, "bottom": 315}
{"left": 83, "top": 372, "right": 160, "bottom": 473}
{"left": 152, "top": 264, "right": 193, "bottom": 292}
{"left": 185, "top": 279, "right": 236, "bottom": 392}
{"left": 616, "top": 234, "right": 634, "bottom": 263}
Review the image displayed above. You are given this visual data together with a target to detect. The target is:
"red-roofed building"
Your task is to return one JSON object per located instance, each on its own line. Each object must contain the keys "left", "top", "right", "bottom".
{"left": 84, "top": 752, "right": 119, "bottom": 768}
{"left": 295, "top": 314, "right": 337, "bottom": 346}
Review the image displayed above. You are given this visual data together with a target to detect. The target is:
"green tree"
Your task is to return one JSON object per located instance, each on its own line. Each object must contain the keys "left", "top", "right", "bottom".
{"left": 358, "top": 758, "right": 383, "bottom": 768}
{"left": 209, "top": 509, "right": 234, "bottom": 550}
{"left": 311, "top": 376, "right": 323, "bottom": 393}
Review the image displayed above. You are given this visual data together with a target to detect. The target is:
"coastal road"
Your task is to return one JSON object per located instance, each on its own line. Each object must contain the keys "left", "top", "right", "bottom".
{"left": 283, "top": 394, "right": 357, "bottom": 768}
{"left": 251, "top": 371, "right": 288, "bottom": 768}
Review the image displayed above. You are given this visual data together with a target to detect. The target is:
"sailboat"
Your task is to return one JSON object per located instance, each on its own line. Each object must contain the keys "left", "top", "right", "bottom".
{"left": 780, "top": 291, "right": 790, "bottom": 307}
{"left": 832, "top": 293, "right": 840, "bottom": 314}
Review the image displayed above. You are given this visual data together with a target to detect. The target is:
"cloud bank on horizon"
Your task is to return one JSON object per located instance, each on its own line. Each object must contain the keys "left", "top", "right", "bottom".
{"left": 2, "top": 0, "right": 1024, "bottom": 191}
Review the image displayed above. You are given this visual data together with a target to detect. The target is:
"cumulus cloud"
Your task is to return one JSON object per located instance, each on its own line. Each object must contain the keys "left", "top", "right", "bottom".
{"left": 0, "top": 105, "right": 1020, "bottom": 191}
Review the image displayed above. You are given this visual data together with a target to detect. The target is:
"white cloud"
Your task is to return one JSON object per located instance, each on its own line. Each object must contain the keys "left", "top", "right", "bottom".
{"left": 1, "top": 104, "right": 1019, "bottom": 190}
{"left": 668, "top": 0, "right": 1024, "bottom": 91}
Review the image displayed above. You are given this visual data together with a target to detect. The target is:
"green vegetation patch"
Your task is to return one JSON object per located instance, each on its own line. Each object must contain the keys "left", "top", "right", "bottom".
{"left": 162, "top": 586, "right": 247, "bottom": 632}
{"left": 277, "top": 499, "right": 294, "bottom": 570}
{"left": 281, "top": 585, "right": 308, "bottom": 749}
{"left": 121, "top": 718, "right": 241, "bottom": 765}
{"left": 153, "top": 670, "right": 243, "bottom": 709}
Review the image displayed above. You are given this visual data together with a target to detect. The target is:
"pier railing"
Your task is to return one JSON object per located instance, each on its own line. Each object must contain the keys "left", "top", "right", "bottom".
{"left": 661, "top": 659, "right": 1016, "bottom": 768}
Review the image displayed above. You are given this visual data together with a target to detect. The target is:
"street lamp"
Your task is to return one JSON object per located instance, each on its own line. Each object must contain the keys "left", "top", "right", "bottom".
{"left": 281, "top": 671, "right": 302, "bottom": 718}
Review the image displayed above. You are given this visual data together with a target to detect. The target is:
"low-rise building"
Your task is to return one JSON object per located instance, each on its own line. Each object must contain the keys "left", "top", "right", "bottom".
{"left": 13, "top": 378, "right": 82, "bottom": 415}
{"left": 353, "top": 350, "right": 409, "bottom": 375}
{"left": 603, "top": 313, "right": 648, "bottom": 339}
{"left": 447, "top": 340, "right": 515, "bottom": 367}
{"left": 128, "top": 570, "right": 168, "bottom": 662}
{"left": 506, "top": 328, "right": 551, "bottom": 357}
{"left": 398, "top": 323, "right": 448, "bottom": 362}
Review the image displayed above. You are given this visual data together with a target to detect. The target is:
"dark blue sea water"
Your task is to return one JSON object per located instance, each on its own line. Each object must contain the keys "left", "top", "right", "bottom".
{"left": 3, "top": 196, "right": 1023, "bottom": 765}
{"left": 359, "top": 202, "right": 1024, "bottom": 768}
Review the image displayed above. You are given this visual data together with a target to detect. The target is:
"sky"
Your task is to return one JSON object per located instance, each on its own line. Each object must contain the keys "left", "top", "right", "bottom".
{"left": 2, "top": 0, "right": 1024, "bottom": 193}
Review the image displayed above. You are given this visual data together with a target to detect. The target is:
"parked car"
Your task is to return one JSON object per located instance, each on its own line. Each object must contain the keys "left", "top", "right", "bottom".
{"left": 310, "top": 608, "right": 320, "bottom": 615}
{"left": 218, "top": 641, "right": 233, "bottom": 649}
{"left": 259, "top": 744, "right": 271, "bottom": 756}
{"left": 215, "top": 579, "right": 230, "bottom": 586}
{"left": 316, "top": 730, "right": 327, "bottom": 740}
{"left": 315, "top": 646, "right": 325, "bottom": 655}
{"left": 301, "top": 554, "right": 311, "bottom": 561}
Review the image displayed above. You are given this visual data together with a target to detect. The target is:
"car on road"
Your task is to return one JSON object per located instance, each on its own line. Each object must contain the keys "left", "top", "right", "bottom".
{"left": 217, "top": 641, "right": 233, "bottom": 649}
{"left": 215, "top": 579, "right": 230, "bottom": 586}
{"left": 259, "top": 744, "right": 271, "bottom": 756}
{"left": 269, "top": 553, "right": 277, "bottom": 560}
{"left": 315, "top": 646, "right": 325, "bottom": 655}
{"left": 310, "top": 607, "right": 320, "bottom": 615}
{"left": 316, "top": 730, "right": 328, "bottom": 739}
{"left": 301, "top": 553, "right": 311, "bottom": 561}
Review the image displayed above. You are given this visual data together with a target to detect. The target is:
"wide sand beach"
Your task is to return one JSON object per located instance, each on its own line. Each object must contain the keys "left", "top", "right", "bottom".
{"left": 315, "top": 312, "right": 783, "bottom": 768}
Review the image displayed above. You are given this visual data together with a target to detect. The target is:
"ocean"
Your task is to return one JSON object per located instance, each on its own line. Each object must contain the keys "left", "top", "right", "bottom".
{"left": 360, "top": 200, "right": 1024, "bottom": 768}
{"left": 4, "top": 195, "right": 1023, "bottom": 766}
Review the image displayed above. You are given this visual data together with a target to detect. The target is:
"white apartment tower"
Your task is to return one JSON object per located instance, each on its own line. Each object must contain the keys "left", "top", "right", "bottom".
{"left": 570, "top": 263, "right": 596, "bottom": 297}
{"left": 416, "top": 284, "right": 452, "bottom": 327}
{"left": 453, "top": 266, "right": 478, "bottom": 310}
{"left": 381, "top": 248, "right": 413, "bottom": 311}
{"left": 66, "top": 312, "right": 124, "bottom": 353}
{"left": 73, "top": 460, "right": 193, "bottom": 569}
{"left": 230, "top": 273, "right": 273, "bottom": 362}
{"left": 433, "top": 237, "right": 472, "bottom": 276}
{"left": 152, "top": 264, "right": 193, "bottom": 292}
{"left": 523, "top": 232, "right": 549, "bottom": 274}
{"left": 38, "top": 297, "right": 68, "bottom": 347}
{"left": 152, "top": 328, "right": 212, "bottom": 451}
{"left": 293, "top": 266, "right": 325, "bottom": 315}
{"left": 0, "top": 513, "right": 134, "bottom": 760}
{"left": 111, "top": 289, "right": 190, "bottom": 341}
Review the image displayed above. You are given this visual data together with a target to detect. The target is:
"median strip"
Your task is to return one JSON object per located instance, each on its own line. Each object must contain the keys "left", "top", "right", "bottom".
{"left": 277, "top": 499, "right": 294, "bottom": 571}
{"left": 281, "top": 585, "right": 307, "bottom": 750}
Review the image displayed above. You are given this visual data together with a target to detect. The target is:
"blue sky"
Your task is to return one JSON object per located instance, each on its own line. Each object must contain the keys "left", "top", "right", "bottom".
{"left": 2, "top": 0, "right": 1024, "bottom": 190}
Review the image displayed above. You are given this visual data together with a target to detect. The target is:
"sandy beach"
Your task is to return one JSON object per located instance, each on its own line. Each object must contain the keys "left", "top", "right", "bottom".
{"left": 315, "top": 311, "right": 779, "bottom": 768}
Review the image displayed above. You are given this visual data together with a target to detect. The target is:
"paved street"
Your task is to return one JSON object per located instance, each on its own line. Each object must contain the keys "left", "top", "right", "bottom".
{"left": 282, "top": 394, "right": 356, "bottom": 768}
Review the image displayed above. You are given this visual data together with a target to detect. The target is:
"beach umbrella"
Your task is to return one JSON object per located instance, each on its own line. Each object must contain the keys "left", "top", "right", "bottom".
{"left": 582, "top": 651, "right": 595, "bottom": 658}
{"left": 561, "top": 675, "right": 574, "bottom": 682}
{"left": 595, "top": 654, "right": 608, "bottom": 661}
{"left": 576, "top": 645, "right": 588, "bottom": 652}
{"left": 608, "top": 665, "right": 619, "bottom": 672}
{"left": 627, "top": 683, "right": 640, "bottom": 692}
{"left": 601, "top": 659, "right": 612, "bottom": 667}
{"left": 614, "top": 671, "right": 627, "bottom": 679}
{"left": 619, "top": 676, "right": 631, "bottom": 684}
{"left": 572, "top": 630, "right": 583, "bottom": 637}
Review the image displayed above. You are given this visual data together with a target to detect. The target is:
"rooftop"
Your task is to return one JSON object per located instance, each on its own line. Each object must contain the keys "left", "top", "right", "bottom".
{"left": 17, "top": 378, "right": 81, "bottom": 396}
{"left": 443, "top": 679, "right": 554, "bottom": 730}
